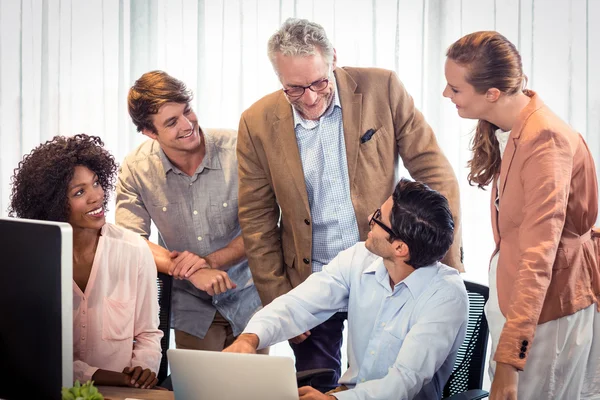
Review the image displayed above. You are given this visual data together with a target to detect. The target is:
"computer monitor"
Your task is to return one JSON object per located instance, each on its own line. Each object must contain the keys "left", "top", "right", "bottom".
{"left": 0, "top": 217, "right": 73, "bottom": 400}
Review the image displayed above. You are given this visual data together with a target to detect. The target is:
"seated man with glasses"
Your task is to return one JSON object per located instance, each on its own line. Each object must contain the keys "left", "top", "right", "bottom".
{"left": 224, "top": 178, "right": 469, "bottom": 400}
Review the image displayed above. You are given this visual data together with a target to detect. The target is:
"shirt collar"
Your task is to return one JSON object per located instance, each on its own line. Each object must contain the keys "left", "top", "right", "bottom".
{"left": 364, "top": 256, "right": 440, "bottom": 297}
{"left": 157, "top": 129, "right": 221, "bottom": 176}
{"left": 200, "top": 133, "right": 221, "bottom": 170}
{"left": 292, "top": 74, "right": 341, "bottom": 130}
{"left": 158, "top": 146, "right": 176, "bottom": 175}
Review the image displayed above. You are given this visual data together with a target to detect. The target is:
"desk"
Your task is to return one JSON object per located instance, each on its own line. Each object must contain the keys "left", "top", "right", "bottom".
{"left": 98, "top": 386, "right": 174, "bottom": 400}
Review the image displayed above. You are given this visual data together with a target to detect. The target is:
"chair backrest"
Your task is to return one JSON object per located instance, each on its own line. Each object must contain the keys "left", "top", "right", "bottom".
{"left": 157, "top": 272, "right": 173, "bottom": 383}
{"left": 442, "top": 280, "right": 489, "bottom": 397}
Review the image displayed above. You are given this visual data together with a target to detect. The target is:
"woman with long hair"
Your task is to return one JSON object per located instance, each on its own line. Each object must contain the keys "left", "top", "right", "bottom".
{"left": 9, "top": 134, "right": 163, "bottom": 389}
{"left": 443, "top": 31, "right": 599, "bottom": 399}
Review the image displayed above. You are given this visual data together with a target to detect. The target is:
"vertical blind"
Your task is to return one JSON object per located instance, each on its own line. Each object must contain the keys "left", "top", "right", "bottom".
{"left": 1, "top": 0, "right": 599, "bottom": 289}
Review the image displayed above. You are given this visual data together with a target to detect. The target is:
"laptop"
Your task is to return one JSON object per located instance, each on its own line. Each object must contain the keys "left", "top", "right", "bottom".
{"left": 168, "top": 348, "right": 298, "bottom": 400}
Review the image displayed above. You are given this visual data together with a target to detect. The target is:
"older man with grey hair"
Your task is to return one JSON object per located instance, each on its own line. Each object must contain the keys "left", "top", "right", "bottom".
{"left": 236, "top": 18, "right": 463, "bottom": 387}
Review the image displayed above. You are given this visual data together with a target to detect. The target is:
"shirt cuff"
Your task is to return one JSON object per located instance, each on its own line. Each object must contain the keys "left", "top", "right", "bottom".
{"left": 82, "top": 366, "right": 99, "bottom": 383}
{"left": 242, "top": 322, "right": 269, "bottom": 350}
{"left": 330, "top": 390, "right": 355, "bottom": 400}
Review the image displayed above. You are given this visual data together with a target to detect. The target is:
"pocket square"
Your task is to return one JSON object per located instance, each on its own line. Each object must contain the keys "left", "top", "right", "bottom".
{"left": 360, "top": 129, "right": 376, "bottom": 143}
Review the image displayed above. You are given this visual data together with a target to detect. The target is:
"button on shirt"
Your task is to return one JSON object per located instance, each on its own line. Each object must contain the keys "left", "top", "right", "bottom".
{"left": 116, "top": 129, "right": 262, "bottom": 339}
{"left": 73, "top": 223, "right": 163, "bottom": 382}
{"left": 244, "top": 243, "right": 469, "bottom": 400}
{"left": 292, "top": 79, "right": 360, "bottom": 274}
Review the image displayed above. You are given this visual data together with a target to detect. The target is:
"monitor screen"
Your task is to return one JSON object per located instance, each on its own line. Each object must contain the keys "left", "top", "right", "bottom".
{"left": 0, "top": 218, "right": 73, "bottom": 400}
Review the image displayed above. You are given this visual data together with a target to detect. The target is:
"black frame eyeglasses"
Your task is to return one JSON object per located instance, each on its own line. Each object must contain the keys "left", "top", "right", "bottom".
{"left": 369, "top": 208, "right": 397, "bottom": 242}
{"left": 283, "top": 77, "right": 330, "bottom": 98}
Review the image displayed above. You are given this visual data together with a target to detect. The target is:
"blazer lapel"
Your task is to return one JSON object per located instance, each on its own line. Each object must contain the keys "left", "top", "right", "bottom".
{"left": 498, "top": 136, "right": 517, "bottom": 198}
{"left": 490, "top": 175, "right": 500, "bottom": 246}
{"left": 272, "top": 93, "right": 310, "bottom": 213}
{"left": 498, "top": 91, "right": 543, "bottom": 198}
{"left": 335, "top": 68, "right": 362, "bottom": 186}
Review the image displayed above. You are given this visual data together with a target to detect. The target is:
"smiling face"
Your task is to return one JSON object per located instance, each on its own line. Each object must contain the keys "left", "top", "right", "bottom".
{"left": 443, "top": 58, "right": 491, "bottom": 120}
{"left": 275, "top": 51, "right": 336, "bottom": 121}
{"left": 67, "top": 165, "right": 106, "bottom": 232}
{"left": 143, "top": 102, "right": 203, "bottom": 154}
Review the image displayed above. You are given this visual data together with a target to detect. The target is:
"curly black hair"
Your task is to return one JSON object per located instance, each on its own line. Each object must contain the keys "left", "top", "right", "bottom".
{"left": 8, "top": 134, "right": 118, "bottom": 222}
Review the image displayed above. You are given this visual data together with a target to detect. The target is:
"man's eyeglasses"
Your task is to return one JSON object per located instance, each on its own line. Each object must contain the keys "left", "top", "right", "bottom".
{"left": 369, "top": 209, "right": 397, "bottom": 242}
{"left": 283, "top": 77, "right": 330, "bottom": 98}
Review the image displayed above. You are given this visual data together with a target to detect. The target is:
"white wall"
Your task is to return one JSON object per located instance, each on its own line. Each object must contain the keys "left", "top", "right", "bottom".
{"left": 1, "top": 0, "right": 599, "bottom": 388}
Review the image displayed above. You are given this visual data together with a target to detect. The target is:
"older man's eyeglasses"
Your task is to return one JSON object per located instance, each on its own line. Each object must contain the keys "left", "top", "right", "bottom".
{"left": 369, "top": 209, "right": 397, "bottom": 241}
{"left": 283, "top": 77, "right": 330, "bottom": 98}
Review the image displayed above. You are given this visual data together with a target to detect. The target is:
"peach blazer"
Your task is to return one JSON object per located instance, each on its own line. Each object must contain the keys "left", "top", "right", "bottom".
{"left": 491, "top": 91, "right": 600, "bottom": 370}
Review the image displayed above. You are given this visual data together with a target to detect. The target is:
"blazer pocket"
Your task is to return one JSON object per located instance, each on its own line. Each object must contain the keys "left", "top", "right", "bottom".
{"left": 358, "top": 126, "right": 391, "bottom": 175}
{"left": 102, "top": 297, "right": 135, "bottom": 341}
{"left": 359, "top": 126, "right": 387, "bottom": 149}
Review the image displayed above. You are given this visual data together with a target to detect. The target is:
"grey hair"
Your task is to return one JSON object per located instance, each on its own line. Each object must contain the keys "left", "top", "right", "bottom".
{"left": 267, "top": 18, "right": 334, "bottom": 73}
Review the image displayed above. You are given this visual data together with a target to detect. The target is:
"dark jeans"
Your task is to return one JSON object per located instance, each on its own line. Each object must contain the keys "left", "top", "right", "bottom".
{"left": 290, "top": 311, "right": 348, "bottom": 388}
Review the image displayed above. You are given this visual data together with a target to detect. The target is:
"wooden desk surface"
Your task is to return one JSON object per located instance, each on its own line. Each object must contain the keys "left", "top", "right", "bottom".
{"left": 98, "top": 386, "right": 174, "bottom": 400}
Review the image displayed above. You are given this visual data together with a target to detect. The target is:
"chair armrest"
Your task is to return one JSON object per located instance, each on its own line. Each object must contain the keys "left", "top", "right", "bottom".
{"left": 296, "top": 368, "right": 336, "bottom": 383}
{"left": 443, "top": 389, "right": 489, "bottom": 400}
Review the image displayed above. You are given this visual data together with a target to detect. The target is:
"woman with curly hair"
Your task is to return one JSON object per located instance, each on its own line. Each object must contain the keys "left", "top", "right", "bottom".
{"left": 8, "top": 134, "right": 163, "bottom": 389}
{"left": 443, "top": 32, "right": 599, "bottom": 399}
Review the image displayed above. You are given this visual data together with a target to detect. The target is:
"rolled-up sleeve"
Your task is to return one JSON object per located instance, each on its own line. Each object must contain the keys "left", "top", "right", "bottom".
{"left": 73, "top": 360, "right": 99, "bottom": 383}
{"left": 115, "top": 161, "right": 151, "bottom": 238}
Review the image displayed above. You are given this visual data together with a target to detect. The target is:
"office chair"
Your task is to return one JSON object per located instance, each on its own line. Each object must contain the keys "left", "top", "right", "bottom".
{"left": 297, "top": 280, "right": 490, "bottom": 400}
{"left": 157, "top": 272, "right": 173, "bottom": 383}
{"left": 442, "top": 280, "right": 489, "bottom": 399}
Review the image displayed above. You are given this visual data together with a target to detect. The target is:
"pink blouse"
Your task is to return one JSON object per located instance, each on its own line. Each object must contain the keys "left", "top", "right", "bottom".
{"left": 72, "top": 223, "right": 163, "bottom": 382}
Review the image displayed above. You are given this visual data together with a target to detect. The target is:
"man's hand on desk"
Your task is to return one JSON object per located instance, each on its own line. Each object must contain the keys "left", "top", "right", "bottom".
{"left": 222, "top": 333, "right": 259, "bottom": 354}
{"left": 169, "top": 250, "right": 211, "bottom": 279}
{"left": 298, "top": 386, "right": 337, "bottom": 399}
{"left": 122, "top": 366, "right": 158, "bottom": 389}
{"left": 187, "top": 268, "right": 237, "bottom": 295}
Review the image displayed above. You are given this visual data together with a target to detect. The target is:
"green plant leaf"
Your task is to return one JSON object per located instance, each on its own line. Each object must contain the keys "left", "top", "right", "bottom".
{"left": 62, "top": 380, "right": 104, "bottom": 400}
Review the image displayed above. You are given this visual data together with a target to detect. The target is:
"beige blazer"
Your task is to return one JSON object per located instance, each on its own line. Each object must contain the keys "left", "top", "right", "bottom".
{"left": 491, "top": 92, "right": 600, "bottom": 370}
{"left": 237, "top": 67, "right": 462, "bottom": 306}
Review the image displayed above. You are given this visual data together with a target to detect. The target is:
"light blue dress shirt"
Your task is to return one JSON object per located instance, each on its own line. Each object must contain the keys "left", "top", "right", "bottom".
{"left": 244, "top": 242, "right": 469, "bottom": 400}
{"left": 292, "top": 79, "right": 361, "bottom": 274}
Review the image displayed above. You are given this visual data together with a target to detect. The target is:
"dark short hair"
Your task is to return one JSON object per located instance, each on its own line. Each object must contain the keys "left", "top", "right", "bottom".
{"left": 8, "top": 134, "right": 117, "bottom": 222}
{"left": 388, "top": 178, "right": 454, "bottom": 269}
{"left": 127, "top": 70, "right": 192, "bottom": 133}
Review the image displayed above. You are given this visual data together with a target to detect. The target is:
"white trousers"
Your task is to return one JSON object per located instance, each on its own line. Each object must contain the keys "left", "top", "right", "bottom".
{"left": 485, "top": 253, "right": 600, "bottom": 399}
